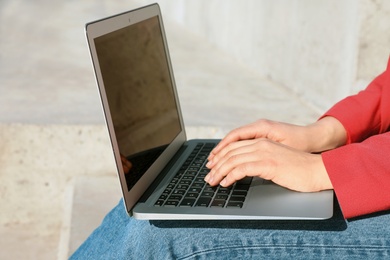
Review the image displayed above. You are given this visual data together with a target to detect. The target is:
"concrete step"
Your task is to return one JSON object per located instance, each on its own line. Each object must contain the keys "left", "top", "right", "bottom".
{"left": 59, "top": 176, "right": 121, "bottom": 259}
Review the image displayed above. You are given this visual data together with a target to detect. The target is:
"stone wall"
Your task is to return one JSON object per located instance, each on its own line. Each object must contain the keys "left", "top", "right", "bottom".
{"left": 155, "top": 0, "right": 390, "bottom": 112}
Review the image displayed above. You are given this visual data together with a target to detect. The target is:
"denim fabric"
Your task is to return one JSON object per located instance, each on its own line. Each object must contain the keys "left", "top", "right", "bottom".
{"left": 70, "top": 199, "right": 390, "bottom": 259}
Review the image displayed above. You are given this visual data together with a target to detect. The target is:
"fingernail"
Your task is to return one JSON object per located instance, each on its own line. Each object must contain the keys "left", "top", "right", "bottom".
{"left": 204, "top": 174, "right": 210, "bottom": 182}
{"left": 206, "top": 161, "right": 212, "bottom": 168}
{"left": 220, "top": 179, "right": 227, "bottom": 186}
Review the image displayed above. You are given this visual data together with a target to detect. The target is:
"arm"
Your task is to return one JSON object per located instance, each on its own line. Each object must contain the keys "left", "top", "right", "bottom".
{"left": 322, "top": 69, "right": 389, "bottom": 144}
{"left": 323, "top": 132, "right": 390, "bottom": 218}
{"left": 319, "top": 60, "right": 390, "bottom": 218}
{"left": 302, "top": 116, "right": 347, "bottom": 152}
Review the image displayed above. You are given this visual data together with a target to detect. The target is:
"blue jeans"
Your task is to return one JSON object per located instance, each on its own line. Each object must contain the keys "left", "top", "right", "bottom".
{"left": 70, "top": 199, "right": 390, "bottom": 259}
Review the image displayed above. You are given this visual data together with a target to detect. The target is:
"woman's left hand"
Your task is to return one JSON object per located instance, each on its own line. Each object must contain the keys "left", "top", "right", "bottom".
{"left": 205, "top": 138, "right": 333, "bottom": 192}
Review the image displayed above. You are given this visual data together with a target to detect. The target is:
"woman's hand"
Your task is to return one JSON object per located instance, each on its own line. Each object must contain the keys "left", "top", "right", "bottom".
{"left": 209, "top": 119, "right": 312, "bottom": 160}
{"left": 208, "top": 117, "right": 347, "bottom": 162}
{"left": 205, "top": 138, "right": 333, "bottom": 192}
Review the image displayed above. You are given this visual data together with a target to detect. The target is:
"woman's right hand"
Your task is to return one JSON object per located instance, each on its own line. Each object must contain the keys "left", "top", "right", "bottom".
{"left": 208, "top": 117, "right": 347, "bottom": 162}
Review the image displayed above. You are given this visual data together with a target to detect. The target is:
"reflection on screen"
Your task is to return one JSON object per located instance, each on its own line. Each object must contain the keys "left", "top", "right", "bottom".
{"left": 94, "top": 16, "right": 181, "bottom": 191}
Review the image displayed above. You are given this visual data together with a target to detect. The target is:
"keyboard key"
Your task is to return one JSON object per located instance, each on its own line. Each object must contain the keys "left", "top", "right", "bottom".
{"left": 165, "top": 200, "right": 179, "bottom": 207}
{"left": 172, "top": 190, "right": 186, "bottom": 196}
{"left": 217, "top": 189, "right": 230, "bottom": 195}
{"left": 204, "top": 185, "right": 218, "bottom": 192}
{"left": 215, "top": 194, "right": 228, "bottom": 200}
{"left": 170, "top": 178, "right": 180, "bottom": 184}
{"left": 182, "top": 175, "right": 195, "bottom": 181}
{"left": 166, "top": 184, "right": 175, "bottom": 189}
{"left": 191, "top": 162, "right": 203, "bottom": 167}
{"left": 194, "top": 159, "right": 205, "bottom": 164}
{"left": 194, "top": 177, "right": 205, "bottom": 183}
{"left": 186, "top": 171, "right": 198, "bottom": 176}
{"left": 237, "top": 177, "right": 253, "bottom": 185}
{"left": 226, "top": 202, "right": 243, "bottom": 208}
{"left": 155, "top": 200, "right": 164, "bottom": 206}
{"left": 229, "top": 196, "right": 245, "bottom": 202}
{"left": 210, "top": 200, "right": 226, "bottom": 207}
{"left": 179, "top": 180, "right": 192, "bottom": 185}
{"left": 162, "top": 188, "right": 172, "bottom": 194}
{"left": 234, "top": 184, "right": 250, "bottom": 191}
{"left": 232, "top": 190, "right": 247, "bottom": 197}
{"left": 219, "top": 186, "right": 232, "bottom": 191}
{"left": 188, "top": 187, "right": 202, "bottom": 194}
{"left": 176, "top": 184, "right": 189, "bottom": 190}
{"left": 185, "top": 192, "right": 199, "bottom": 199}
{"left": 201, "top": 191, "right": 214, "bottom": 198}
{"left": 195, "top": 197, "right": 211, "bottom": 207}
{"left": 158, "top": 194, "right": 168, "bottom": 200}
{"left": 180, "top": 198, "right": 196, "bottom": 207}
{"left": 191, "top": 183, "right": 204, "bottom": 189}
{"left": 168, "top": 195, "right": 182, "bottom": 201}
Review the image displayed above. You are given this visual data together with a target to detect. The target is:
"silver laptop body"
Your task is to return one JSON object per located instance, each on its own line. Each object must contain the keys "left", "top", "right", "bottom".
{"left": 85, "top": 3, "right": 334, "bottom": 220}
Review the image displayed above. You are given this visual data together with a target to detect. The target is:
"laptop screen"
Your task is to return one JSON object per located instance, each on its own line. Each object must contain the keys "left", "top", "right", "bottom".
{"left": 94, "top": 16, "right": 182, "bottom": 191}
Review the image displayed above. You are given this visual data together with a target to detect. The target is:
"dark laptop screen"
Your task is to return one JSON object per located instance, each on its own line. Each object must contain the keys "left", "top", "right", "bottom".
{"left": 94, "top": 16, "right": 182, "bottom": 191}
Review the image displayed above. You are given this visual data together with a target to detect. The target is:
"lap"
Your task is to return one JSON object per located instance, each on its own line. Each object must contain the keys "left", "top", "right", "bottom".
{"left": 70, "top": 199, "right": 390, "bottom": 259}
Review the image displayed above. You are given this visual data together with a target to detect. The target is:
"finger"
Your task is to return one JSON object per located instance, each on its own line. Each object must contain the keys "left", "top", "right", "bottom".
{"left": 206, "top": 153, "right": 252, "bottom": 186}
{"left": 207, "top": 139, "right": 281, "bottom": 186}
{"left": 207, "top": 139, "right": 257, "bottom": 169}
{"left": 220, "top": 161, "right": 269, "bottom": 187}
{"left": 207, "top": 141, "right": 242, "bottom": 168}
{"left": 208, "top": 122, "right": 269, "bottom": 160}
{"left": 206, "top": 147, "right": 260, "bottom": 186}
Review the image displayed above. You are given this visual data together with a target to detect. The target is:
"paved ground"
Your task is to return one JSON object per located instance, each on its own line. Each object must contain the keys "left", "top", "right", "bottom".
{"left": 0, "top": 1, "right": 320, "bottom": 259}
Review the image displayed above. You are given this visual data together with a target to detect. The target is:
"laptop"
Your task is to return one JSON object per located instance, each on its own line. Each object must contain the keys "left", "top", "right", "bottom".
{"left": 85, "top": 3, "right": 334, "bottom": 220}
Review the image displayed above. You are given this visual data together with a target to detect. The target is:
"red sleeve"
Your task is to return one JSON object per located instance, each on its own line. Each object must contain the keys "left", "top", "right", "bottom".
{"left": 323, "top": 71, "right": 388, "bottom": 144}
{"left": 321, "top": 57, "right": 390, "bottom": 218}
{"left": 322, "top": 133, "right": 390, "bottom": 219}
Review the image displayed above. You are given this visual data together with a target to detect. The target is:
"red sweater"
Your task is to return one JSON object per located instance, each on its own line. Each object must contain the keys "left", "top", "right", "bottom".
{"left": 322, "top": 57, "right": 390, "bottom": 219}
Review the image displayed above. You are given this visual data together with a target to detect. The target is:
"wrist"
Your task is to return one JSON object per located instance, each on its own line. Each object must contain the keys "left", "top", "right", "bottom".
{"left": 311, "top": 154, "right": 333, "bottom": 191}
{"left": 305, "top": 116, "right": 347, "bottom": 153}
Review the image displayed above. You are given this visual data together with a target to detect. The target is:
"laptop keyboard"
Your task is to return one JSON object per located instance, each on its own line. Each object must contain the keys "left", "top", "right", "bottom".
{"left": 154, "top": 142, "right": 252, "bottom": 208}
